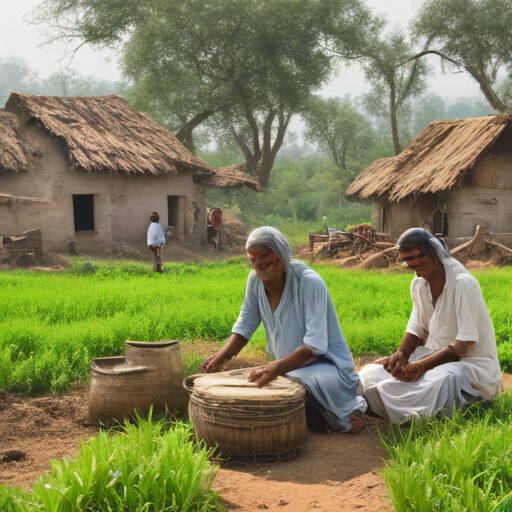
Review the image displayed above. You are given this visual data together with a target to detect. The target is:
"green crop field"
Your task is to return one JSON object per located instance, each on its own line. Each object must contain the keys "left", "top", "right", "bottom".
{"left": 1, "top": 260, "right": 511, "bottom": 394}
{"left": 1, "top": 260, "right": 512, "bottom": 511}
{"left": 382, "top": 392, "right": 512, "bottom": 511}
{"left": 0, "top": 412, "right": 221, "bottom": 512}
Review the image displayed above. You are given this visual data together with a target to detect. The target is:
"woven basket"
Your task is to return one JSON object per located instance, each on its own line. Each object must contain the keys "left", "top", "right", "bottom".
{"left": 184, "top": 369, "right": 307, "bottom": 460}
{"left": 89, "top": 340, "right": 189, "bottom": 424}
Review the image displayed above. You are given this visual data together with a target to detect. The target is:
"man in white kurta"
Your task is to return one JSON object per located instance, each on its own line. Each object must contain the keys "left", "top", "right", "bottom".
{"left": 359, "top": 256, "right": 502, "bottom": 423}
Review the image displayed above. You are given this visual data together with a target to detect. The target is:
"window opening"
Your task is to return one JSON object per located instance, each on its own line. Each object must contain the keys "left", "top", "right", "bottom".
{"left": 73, "top": 194, "right": 95, "bottom": 231}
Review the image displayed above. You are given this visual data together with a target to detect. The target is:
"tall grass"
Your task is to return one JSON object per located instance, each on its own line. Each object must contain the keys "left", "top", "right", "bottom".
{"left": 1, "top": 261, "right": 511, "bottom": 393}
{"left": 0, "top": 413, "right": 220, "bottom": 512}
{"left": 381, "top": 392, "right": 512, "bottom": 512}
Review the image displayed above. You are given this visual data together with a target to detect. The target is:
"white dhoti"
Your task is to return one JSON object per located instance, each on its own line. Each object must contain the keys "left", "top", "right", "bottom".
{"left": 359, "top": 347, "right": 501, "bottom": 423}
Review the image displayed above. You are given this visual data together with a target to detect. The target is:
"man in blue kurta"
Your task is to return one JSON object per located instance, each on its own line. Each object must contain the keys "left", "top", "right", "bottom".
{"left": 202, "top": 226, "right": 366, "bottom": 432}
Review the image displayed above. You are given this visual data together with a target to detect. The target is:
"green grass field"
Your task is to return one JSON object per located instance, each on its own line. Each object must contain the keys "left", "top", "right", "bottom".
{"left": 0, "top": 413, "right": 221, "bottom": 512}
{"left": 1, "top": 260, "right": 511, "bottom": 393}
{"left": 1, "top": 260, "right": 512, "bottom": 511}
{"left": 382, "top": 392, "right": 512, "bottom": 512}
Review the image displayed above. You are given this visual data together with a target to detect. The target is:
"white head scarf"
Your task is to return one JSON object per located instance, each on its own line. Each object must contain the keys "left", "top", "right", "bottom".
{"left": 246, "top": 226, "right": 292, "bottom": 271}
{"left": 397, "top": 228, "right": 451, "bottom": 260}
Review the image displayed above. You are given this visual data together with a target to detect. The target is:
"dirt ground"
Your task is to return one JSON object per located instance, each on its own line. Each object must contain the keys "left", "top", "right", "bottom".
{"left": 0, "top": 347, "right": 391, "bottom": 511}
{"left": 1, "top": 342, "right": 510, "bottom": 511}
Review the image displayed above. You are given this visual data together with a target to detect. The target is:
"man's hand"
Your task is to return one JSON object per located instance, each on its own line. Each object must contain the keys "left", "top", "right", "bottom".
{"left": 376, "top": 351, "right": 409, "bottom": 375}
{"left": 248, "top": 362, "right": 279, "bottom": 387}
{"left": 394, "top": 361, "right": 426, "bottom": 382}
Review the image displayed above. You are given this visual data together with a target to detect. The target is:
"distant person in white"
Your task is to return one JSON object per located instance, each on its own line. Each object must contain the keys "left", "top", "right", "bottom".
{"left": 359, "top": 228, "right": 501, "bottom": 422}
{"left": 147, "top": 212, "right": 168, "bottom": 273}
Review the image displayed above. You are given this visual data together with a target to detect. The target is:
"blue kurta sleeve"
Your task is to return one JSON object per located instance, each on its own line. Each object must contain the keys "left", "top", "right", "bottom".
{"left": 300, "top": 272, "right": 329, "bottom": 356}
{"left": 232, "top": 271, "right": 261, "bottom": 341}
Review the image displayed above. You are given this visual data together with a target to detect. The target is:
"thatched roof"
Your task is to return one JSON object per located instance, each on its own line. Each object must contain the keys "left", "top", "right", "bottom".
{"left": 346, "top": 115, "right": 511, "bottom": 202}
{"left": 0, "top": 111, "right": 30, "bottom": 173}
{"left": 4, "top": 92, "right": 213, "bottom": 177}
{"left": 207, "top": 163, "right": 260, "bottom": 191}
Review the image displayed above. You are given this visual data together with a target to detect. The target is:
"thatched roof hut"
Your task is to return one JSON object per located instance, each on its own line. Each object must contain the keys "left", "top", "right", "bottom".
{"left": 346, "top": 115, "right": 511, "bottom": 201}
{"left": 0, "top": 111, "right": 30, "bottom": 173}
{"left": 1, "top": 92, "right": 258, "bottom": 252}
{"left": 346, "top": 115, "right": 512, "bottom": 238}
{"left": 4, "top": 92, "right": 213, "bottom": 177}
{"left": 209, "top": 163, "right": 260, "bottom": 191}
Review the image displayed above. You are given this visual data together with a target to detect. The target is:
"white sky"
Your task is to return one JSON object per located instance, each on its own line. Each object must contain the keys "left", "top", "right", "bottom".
{"left": 0, "top": 0, "right": 482, "bottom": 101}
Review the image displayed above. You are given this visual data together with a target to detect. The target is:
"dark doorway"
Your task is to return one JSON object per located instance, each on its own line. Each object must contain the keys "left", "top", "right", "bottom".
{"left": 73, "top": 194, "right": 95, "bottom": 231}
{"left": 167, "top": 195, "right": 185, "bottom": 239}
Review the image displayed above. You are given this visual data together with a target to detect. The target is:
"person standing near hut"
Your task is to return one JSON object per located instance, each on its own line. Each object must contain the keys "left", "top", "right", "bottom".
{"left": 147, "top": 212, "right": 168, "bottom": 273}
{"left": 207, "top": 206, "right": 230, "bottom": 249}
{"left": 358, "top": 228, "right": 502, "bottom": 422}
{"left": 202, "top": 226, "right": 367, "bottom": 433}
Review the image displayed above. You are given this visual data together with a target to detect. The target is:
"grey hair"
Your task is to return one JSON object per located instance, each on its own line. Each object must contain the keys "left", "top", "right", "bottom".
{"left": 246, "top": 226, "right": 292, "bottom": 270}
{"left": 397, "top": 228, "right": 451, "bottom": 260}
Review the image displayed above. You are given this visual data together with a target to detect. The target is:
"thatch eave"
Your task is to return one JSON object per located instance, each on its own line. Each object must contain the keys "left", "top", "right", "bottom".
{"left": 0, "top": 111, "right": 30, "bottom": 174}
{"left": 198, "top": 163, "right": 260, "bottom": 191}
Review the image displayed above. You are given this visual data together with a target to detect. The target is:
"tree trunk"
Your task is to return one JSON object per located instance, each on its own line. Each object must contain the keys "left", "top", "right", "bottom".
{"left": 409, "top": 51, "right": 510, "bottom": 114}
{"left": 258, "top": 112, "right": 290, "bottom": 189}
{"left": 231, "top": 128, "right": 261, "bottom": 175}
{"left": 389, "top": 85, "right": 401, "bottom": 155}
{"left": 468, "top": 67, "right": 509, "bottom": 113}
{"left": 175, "top": 109, "right": 213, "bottom": 154}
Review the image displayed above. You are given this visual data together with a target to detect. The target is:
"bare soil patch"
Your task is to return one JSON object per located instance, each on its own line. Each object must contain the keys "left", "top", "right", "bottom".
{"left": 0, "top": 345, "right": 391, "bottom": 511}
{"left": 0, "top": 386, "right": 390, "bottom": 511}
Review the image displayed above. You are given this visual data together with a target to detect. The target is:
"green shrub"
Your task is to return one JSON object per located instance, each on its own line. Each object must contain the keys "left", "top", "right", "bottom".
{"left": 381, "top": 392, "right": 512, "bottom": 512}
{"left": 0, "top": 414, "right": 220, "bottom": 512}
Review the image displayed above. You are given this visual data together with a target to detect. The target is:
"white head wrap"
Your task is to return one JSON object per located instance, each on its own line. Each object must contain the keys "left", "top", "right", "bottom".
{"left": 246, "top": 226, "right": 292, "bottom": 270}
{"left": 397, "top": 228, "right": 451, "bottom": 260}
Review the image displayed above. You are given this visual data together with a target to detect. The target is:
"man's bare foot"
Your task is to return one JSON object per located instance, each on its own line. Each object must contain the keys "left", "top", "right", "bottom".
{"left": 348, "top": 415, "right": 365, "bottom": 433}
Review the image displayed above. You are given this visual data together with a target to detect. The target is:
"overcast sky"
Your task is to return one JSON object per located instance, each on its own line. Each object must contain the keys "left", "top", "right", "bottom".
{"left": 0, "top": 0, "right": 482, "bottom": 102}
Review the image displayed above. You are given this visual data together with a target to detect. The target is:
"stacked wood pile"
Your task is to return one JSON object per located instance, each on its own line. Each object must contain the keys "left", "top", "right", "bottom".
{"left": 305, "top": 224, "right": 512, "bottom": 269}
{"left": 0, "top": 229, "right": 43, "bottom": 266}
{"left": 450, "top": 225, "right": 512, "bottom": 265}
{"left": 307, "top": 224, "right": 397, "bottom": 267}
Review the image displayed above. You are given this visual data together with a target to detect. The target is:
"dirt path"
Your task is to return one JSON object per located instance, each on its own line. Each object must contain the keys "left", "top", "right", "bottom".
{"left": 214, "top": 426, "right": 390, "bottom": 512}
{"left": 0, "top": 389, "right": 390, "bottom": 511}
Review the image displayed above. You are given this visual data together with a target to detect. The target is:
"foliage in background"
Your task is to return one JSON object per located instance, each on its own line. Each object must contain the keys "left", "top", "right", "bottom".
{"left": 302, "top": 95, "right": 377, "bottom": 177}
{"left": 0, "top": 414, "right": 220, "bottom": 512}
{"left": 359, "top": 29, "right": 430, "bottom": 155}
{"left": 0, "top": 56, "right": 120, "bottom": 107}
{"left": 206, "top": 153, "right": 374, "bottom": 234}
{"left": 31, "top": 0, "right": 379, "bottom": 187}
{"left": 382, "top": 392, "right": 512, "bottom": 511}
{"left": 413, "top": 0, "right": 512, "bottom": 113}
{"left": 1, "top": 262, "right": 511, "bottom": 395}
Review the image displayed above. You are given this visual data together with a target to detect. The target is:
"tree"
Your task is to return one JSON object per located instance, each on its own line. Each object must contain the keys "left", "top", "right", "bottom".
{"left": 0, "top": 56, "right": 120, "bottom": 107}
{"left": 40, "top": 68, "right": 120, "bottom": 97}
{"left": 360, "top": 30, "right": 429, "bottom": 155}
{"left": 0, "top": 56, "right": 40, "bottom": 107}
{"left": 413, "top": 0, "right": 512, "bottom": 113}
{"left": 31, "top": 0, "right": 378, "bottom": 188}
{"left": 302, "top": 95, "right": 375, "bottom": 177}
{"left": 410, "top": 93, "right": 446, "bottom": 137}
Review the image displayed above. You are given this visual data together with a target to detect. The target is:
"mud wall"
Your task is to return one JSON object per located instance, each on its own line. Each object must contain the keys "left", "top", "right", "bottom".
{"left": 436, "top": 156, "right": 512, "bottom": 237}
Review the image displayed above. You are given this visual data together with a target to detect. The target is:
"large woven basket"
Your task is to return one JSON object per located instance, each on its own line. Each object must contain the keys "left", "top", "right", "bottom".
{"left": 89, "top": 340, "right": 189, "bottom": 424}
{"left": 184, "top": 369, "right": 307, "bottom": 461}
